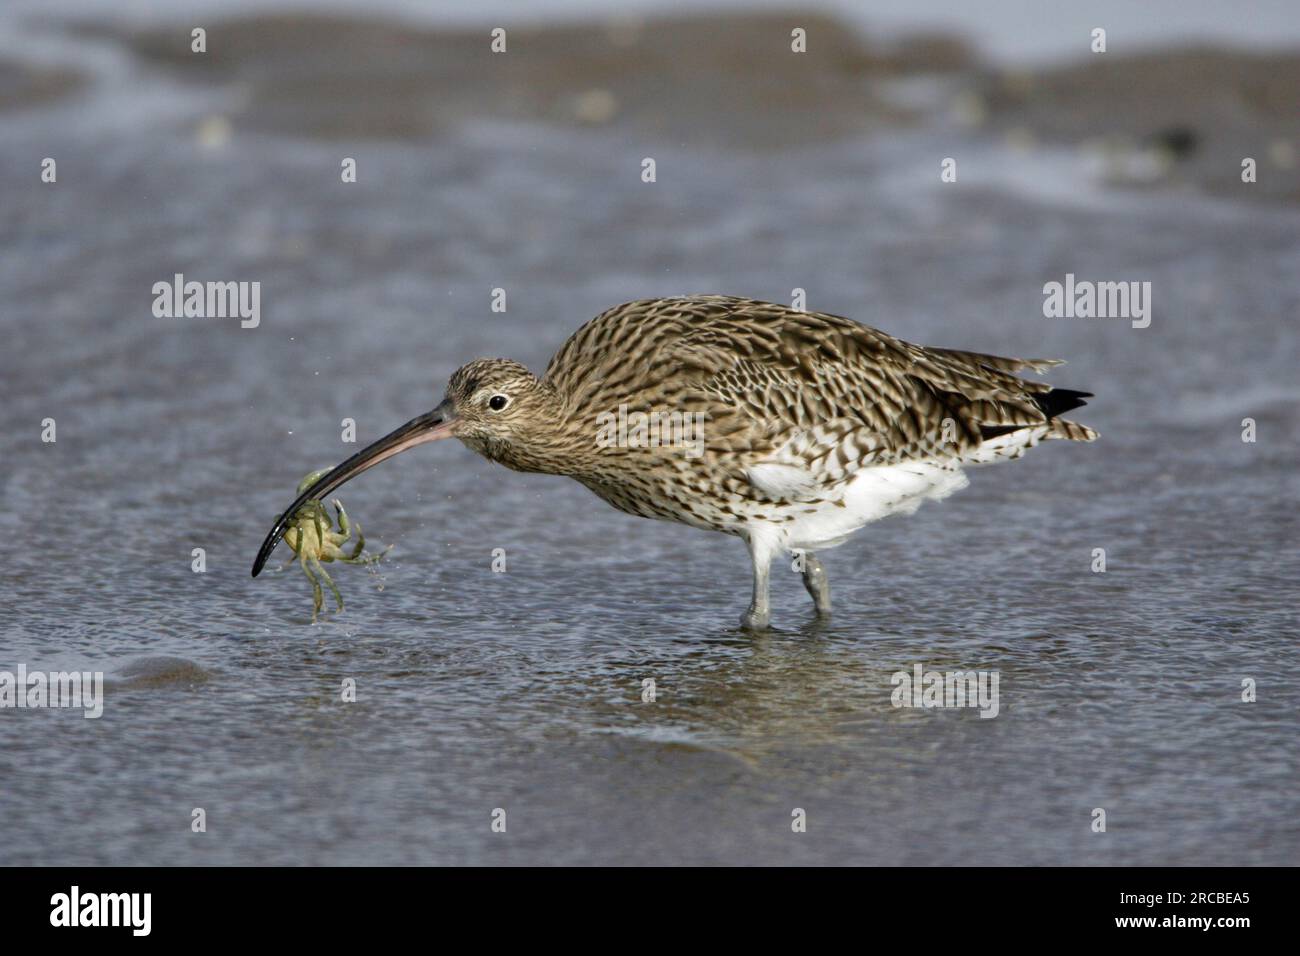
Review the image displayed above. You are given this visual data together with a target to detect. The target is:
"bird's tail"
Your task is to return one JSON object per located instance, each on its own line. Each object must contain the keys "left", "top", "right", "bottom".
{"left": 1036, "top": 387, "right": 1098, "bottom": 441}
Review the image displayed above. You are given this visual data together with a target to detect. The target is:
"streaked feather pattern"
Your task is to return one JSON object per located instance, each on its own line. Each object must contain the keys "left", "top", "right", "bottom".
{"left": 540, "top": 296, "right": 1094, "bottom": 542}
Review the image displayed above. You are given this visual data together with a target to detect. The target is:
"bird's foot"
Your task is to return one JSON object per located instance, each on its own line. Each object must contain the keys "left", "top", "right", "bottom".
{"left": 739, "top": 606, "right": 771, "bottom": 631}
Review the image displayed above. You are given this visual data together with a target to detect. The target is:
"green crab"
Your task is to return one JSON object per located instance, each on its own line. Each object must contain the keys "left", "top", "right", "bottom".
{"left": 280, "top": 468, "right": 390, "bottom": 622}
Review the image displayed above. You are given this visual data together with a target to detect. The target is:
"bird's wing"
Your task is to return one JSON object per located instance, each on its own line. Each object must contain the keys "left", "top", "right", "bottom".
{"left": 656, "top": 296, "right": 1090, "bottom": 500}
{"left": 543, "top": 295, "right": 1092, "bottom": 501}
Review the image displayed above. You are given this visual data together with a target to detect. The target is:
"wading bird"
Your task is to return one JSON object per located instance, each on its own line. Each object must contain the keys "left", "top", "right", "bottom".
{"left": 253, "top": 296, "right": 1095, "bottom": 629}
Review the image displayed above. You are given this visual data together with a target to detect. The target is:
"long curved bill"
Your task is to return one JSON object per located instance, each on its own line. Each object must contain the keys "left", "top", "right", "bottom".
{"left": 251, "top": 398, "right": 457, "bottom": 577}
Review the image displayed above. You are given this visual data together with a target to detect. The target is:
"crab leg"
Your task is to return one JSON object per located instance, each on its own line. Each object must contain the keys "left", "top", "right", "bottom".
{"left": 311, "top": 557, "right": 344, "bottom": 614}
{"left": 301, "top": 552, "right": 324, "bottom": 622}
{"left": 333, "top": 501, "right": 389, "bottom": 564}
{"left": 332, "top": 500, "right": 366, "bottom": 559}
{"left": 341, "top": 528, "right": 392, "bottom": 565}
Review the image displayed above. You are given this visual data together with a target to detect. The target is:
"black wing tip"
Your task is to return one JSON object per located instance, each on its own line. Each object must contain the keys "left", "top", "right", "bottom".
{"left": 1034, "top": 387, "right": 1093, "bottom": 419}
{"left": 978, "top": 388, "right": 1094, "bottom": 441}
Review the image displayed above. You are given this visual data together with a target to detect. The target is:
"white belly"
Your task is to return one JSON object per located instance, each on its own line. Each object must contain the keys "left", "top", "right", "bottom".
{"left": 741, "top": 423, "right": 1054, "bottom": 553}
{"left": 764, "top": 460, "right": 970, "bottom": 552}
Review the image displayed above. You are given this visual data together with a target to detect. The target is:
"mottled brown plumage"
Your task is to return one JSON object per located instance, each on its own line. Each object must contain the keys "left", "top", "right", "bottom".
{"left": 254, "top": 295, "right": 1096, "bottom": 629}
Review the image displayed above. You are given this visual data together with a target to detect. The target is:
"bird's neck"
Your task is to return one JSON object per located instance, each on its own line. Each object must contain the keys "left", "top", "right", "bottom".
{"left": 475, "top": 434, "right": 582, "bottom": 476}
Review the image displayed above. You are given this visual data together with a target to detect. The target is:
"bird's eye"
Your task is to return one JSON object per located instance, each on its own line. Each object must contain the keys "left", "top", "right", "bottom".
{"left": 488, "top": 394, "right": 509, "bottom": 411}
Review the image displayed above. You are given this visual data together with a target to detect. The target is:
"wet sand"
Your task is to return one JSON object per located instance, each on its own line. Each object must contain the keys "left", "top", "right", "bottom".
{"left": 0, "top": 57, "right": 83, "bottom": 111}
{"left": 976, "top": 48, "right": 1300, "bottom": 202}
{"left": 69, "top": 13, "right": 949, "bottom": 145}
{"left": 25, "top": 10, "right": 1291, "bottom": 204}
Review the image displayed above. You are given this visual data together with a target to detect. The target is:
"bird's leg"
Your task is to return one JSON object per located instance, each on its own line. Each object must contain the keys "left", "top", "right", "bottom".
{"left": 301, "top": 553, "right": 323, "bottom": 623}
{"left": 800, "top": 552, "right": 832, "bottom": 616}
{"left": 312, "top": 557, "right": 344, "bottom": 615}
{"left": 740, "top": 533, "right": 775, "bottom": 630}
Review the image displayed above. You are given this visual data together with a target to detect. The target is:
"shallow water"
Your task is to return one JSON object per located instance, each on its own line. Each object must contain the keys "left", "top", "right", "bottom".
{"left": 2, "top": 5, "right": 1298, "bottom": 865}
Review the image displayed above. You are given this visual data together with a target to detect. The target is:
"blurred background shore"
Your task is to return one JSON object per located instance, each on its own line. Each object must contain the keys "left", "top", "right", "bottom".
{"left": 5, "top": 2, "right": 1300, "bottom": 199}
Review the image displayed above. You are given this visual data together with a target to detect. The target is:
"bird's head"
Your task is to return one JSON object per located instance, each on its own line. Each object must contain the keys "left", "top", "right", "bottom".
{"left": 251, "top": 357, "right": 557, "bottom": 577}
{"left": 444, "top": 358, "right": 553, "bottom": 460}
